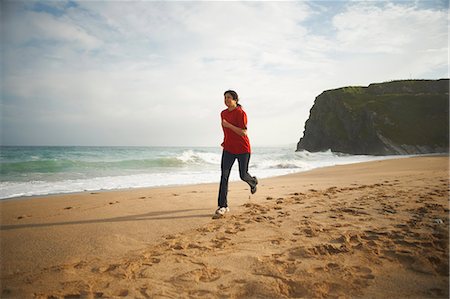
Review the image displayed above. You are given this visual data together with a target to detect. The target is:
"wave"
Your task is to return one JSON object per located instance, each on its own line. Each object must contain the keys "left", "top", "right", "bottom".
{"left": 0, "top": 151, "right": 222, "bottom": 176}
{"left": 176, "top": 150, "right": 221, "bottom": 165}
{"left": 0, "top": 170, "right": 222, "bottom": 199}
{"left": 1, "top": 159, "right": 77, "bottom": 174}
{"left": 0, "top": 158, "right": 185, "bottom": 174}
{"left": 0, "top": 146, "right": 409, "bottom": 200}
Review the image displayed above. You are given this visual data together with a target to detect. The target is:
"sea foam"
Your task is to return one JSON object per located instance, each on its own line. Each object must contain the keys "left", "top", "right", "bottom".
{"left": 0, "top": 146, "right": 408, "bottom": 200}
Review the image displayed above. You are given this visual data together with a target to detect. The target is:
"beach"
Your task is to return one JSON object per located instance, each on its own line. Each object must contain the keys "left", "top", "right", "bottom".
{"left": 1, "top": 156, "right": 448, "bottom": 298}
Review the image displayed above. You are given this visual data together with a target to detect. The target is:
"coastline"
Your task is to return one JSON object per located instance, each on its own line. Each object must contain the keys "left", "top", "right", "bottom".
{"left": 1, "top": 156, "right": 448, "bottom": 298}
{"left": 2, "top": 145, "right": 433, "bottom": 201}
{"left": 3, "top": 153, "right": 443, "bottom": 202}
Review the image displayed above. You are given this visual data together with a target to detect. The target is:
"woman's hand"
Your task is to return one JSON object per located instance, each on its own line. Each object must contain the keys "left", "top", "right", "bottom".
{"left": 222, "top": 119, "right": 231, "bottom": 128}
{"left": 222, "top": 119, "right": 247, "bottom": 136}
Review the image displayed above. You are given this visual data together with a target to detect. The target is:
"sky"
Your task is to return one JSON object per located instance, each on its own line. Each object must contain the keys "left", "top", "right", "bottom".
{"left": 1, "top": 0, "right": 448, "bottom": 147}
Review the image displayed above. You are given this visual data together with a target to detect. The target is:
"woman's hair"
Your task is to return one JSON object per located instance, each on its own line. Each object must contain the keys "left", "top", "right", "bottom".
{"left": 224, "top": 90, "right": 241, "bottom": 107}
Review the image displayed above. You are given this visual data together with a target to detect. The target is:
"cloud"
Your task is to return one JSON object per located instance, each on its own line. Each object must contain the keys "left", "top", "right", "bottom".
{"left": 1, "top": 1, "right": 448, "bottom": 146}
{"left": 323, "top": 1, "right": 448, "bottom": 85}
{"left": 332, "top": 2, "right": 448, "bottom": 54}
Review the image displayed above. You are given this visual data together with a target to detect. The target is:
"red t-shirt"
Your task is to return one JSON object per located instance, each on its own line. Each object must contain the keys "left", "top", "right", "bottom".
{"left": 221, "top": 106, "right": 251, "bottom": 154}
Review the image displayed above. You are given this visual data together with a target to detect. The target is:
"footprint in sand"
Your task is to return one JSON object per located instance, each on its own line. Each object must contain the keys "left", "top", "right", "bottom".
{"left": 270, "top": 238, "right": 284, "bottom": 245}
{"left": 60, "top": 293, "right": 83, "bottom": 298}
{"left": 277, "top": 210, "right": 290, "bottom": 218}
{"left": 117, "top": 289, "right": 129, "bottom": 297}
{"left": 352, "top": 266, "right": 375, "bottom": 280}
{"left": 172, "top": 266, "right": 226, "bottom": 284}
{"left": 383, "top": 249, "right": 439, "bottom": 275}
{"left": 225, "top": 228, "right": 238, "bottom": 234}
{"left": 286, "top": 243, "right": 348, "bottom": 259}
{"left": 210, "top": 235, "right": 232, "bottom": 249}
{"left": 303, "top": 227, "right": 320, "bottom": 238}
{"left": 95, "top": 263, "right": 120, "bottom": 274}
{"left": 224, "top": 222, "right": 245, "bottom": 234}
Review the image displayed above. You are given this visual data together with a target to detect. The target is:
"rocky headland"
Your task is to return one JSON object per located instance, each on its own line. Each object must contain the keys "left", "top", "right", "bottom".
{"left": 297, "top": 79, "right": 449, "bottom": 155}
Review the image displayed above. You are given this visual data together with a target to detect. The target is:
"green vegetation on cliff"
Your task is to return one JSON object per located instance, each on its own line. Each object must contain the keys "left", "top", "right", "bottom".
{"left": 297, "top": 79, "right": 449, "bottom": 155}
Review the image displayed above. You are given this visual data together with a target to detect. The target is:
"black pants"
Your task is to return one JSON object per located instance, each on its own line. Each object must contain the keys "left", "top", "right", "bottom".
{"left": 218, "top": 150, "right": 257, "bottom": 208}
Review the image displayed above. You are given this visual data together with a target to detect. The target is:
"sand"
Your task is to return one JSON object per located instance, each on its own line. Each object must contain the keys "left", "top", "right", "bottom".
{"left": 0, "top": 156, "right": 448, "bottom": 298}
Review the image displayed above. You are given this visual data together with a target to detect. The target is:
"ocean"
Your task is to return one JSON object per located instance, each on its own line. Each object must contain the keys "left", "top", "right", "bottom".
{"left": 0, "top": 146, "right": 406, "bottom": 200}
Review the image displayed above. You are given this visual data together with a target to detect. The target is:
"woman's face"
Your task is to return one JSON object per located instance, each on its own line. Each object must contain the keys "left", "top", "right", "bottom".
{"left": 224, "top": 93, "right": 236, "bottom": 108}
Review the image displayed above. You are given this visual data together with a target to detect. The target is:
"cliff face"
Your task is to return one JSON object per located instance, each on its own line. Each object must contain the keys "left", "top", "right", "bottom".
{"left": 296, "top": 79, "right": 449, "bottom": 155}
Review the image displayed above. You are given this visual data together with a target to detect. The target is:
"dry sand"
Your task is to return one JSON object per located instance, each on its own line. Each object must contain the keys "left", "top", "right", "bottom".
{"left": 0, "top": 156, "right": 448, "bottom": 298}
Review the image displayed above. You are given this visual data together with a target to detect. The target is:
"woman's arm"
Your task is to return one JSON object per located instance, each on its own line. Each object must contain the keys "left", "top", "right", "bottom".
{"left": 222, "top": 119, "right": 247, "bottom": 136}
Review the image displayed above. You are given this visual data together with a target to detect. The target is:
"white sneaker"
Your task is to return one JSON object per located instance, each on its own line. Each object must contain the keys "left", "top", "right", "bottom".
{"left": 215, "top": 207, "right": 230, "bottom": 215}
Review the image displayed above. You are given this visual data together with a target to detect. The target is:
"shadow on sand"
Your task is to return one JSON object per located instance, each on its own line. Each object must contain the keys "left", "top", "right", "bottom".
{"left": 0, "top": 208, "right": 212, "bottom": 231}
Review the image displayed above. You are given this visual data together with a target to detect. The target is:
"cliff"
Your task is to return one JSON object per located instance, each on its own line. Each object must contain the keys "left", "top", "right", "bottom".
{"left": 296, "top": 79, "right": 449, "bottom": 155}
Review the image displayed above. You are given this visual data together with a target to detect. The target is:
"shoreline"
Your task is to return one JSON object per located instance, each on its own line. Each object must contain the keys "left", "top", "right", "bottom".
{"left": 1, "top": 156, "right": 448, "bottom": 298}
{"left": 2, "top": 153, "right": 444, "bottom": 202}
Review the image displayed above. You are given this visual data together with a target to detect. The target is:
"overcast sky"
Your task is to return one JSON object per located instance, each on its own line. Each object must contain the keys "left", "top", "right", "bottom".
{"left": 1, "top": 0, "right": 448, "bottom": 147}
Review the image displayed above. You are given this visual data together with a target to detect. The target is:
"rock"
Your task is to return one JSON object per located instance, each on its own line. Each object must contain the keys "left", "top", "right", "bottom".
{"left": 297, "top": 79, "right": 449, "bottom": 155}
